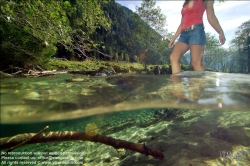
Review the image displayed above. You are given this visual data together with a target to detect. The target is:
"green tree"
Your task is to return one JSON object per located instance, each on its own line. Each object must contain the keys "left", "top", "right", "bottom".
{"left": 108, "top": 47, "right": 114, "bottom": 59}
{"left": 213, "top": 47, "right": 230, "bottom": 72}
{"left": 135, "top": 0, "right": 167, "bottom": 67}
{"left": 124, "top": 53, "right": 130, "bottom": 62}
{"left": 133, "top": 55, "right": 139, "bottom": 63}
{"left": 0, "top": 0, "right": 111, "bottom": 67}
{"left": 114, "top": 52, "right": 119, "bottom": 62}
{"left": 203, "top": 32, "right": 220, "bottom": 69}
{"left": 119, "top": 52, "right": 124, "bottom": 61}
{"left": 226, "top": 48, "right": 245, "bottom": 73}
{"left": 230, "top": 19, "right": 250, "bottom": 73}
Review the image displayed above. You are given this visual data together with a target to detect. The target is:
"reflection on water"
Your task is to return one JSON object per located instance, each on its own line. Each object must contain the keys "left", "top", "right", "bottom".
{"left": 1, "top": 71, "right": 250, "bottom": 165}
{"left": 1, "top": 71, "right": 250, "bottom": 123}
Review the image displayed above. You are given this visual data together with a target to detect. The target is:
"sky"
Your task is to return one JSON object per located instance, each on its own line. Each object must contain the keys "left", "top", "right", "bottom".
{"left": 115, "top": 0, "right": 250, "bottom": 48}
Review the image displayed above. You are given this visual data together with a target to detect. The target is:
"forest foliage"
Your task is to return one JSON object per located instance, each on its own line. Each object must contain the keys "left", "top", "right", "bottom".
{"left": 0, "top": 0, "right": 249, "bottom": 73}
{"left": 0, "top": 0, "right": 170, "bottom": 69}
{"left": 0, "top": 0, "right": 111, "bottom": 68}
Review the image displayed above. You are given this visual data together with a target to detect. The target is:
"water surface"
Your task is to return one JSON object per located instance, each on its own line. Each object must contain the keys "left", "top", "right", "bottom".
{"left": 1, "top": 71, "right": 250, "bottom": 123}
{"left": 1, "top": 71, "right": 250, "bottom": 165}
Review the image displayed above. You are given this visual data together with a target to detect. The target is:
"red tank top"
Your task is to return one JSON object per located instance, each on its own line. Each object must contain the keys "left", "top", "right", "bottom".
{"left": 181, "top": 0, "right": 206, "bottom": 31}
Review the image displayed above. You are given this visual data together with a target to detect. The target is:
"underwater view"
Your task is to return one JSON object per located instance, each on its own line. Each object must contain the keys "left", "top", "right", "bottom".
{"left": 1, "top": 0, "right": 250, "bottom": 165}
{"left": 1, "top": 71, "right": 250, "bottom": 165}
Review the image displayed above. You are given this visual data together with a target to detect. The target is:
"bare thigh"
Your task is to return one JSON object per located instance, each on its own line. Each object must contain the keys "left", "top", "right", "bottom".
{"left": 170, "top": 42, "right": 189, "bottom": 61}
{"left": 190, "top": 45, "right": 204, "bottom": 69}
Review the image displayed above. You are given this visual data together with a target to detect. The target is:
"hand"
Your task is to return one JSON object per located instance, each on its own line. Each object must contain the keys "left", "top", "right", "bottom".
{"left": 168, "top": 39, "right": 175, "bottom": 48}
{"left": 219, "top": 33, "right": 226, "bottom": 46}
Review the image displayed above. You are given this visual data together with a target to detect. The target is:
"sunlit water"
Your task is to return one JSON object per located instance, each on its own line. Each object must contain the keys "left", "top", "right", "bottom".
{"left": 1, "top": 71, "right": 250, "bottom": 165}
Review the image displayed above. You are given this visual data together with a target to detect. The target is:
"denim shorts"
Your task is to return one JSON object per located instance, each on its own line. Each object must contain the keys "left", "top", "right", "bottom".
{"left": 177, "top": 24, "right": 206, "bottom": 46}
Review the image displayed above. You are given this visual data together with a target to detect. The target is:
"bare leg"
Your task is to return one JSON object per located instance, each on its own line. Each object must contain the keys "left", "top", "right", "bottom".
{"left": 170, "top": 42, "right": 189, "bottom": 74}
{"left": 190, "top": 45, "right": 204, "bottom": 71}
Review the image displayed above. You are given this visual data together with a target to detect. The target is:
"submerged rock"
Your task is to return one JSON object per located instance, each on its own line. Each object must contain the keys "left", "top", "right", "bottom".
{"left": 95, "top": 73, "right": 107, "bottom": 76}
{"left": 65, "top": 78, "right": 89, "bottom": 82}
{"left": 152, "top": 66, "right": 161, "bottom": 75}
{"left": 210, "top": 127, "right": 250, "bottom": 146}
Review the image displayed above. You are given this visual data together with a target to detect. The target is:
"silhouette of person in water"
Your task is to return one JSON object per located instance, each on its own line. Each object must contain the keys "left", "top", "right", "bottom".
{"left": 168, "top": 0, "right": 226, "bottom": 74}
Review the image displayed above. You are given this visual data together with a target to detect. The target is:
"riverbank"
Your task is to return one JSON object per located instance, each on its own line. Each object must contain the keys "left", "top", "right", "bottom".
{"left": 1, "top": 60, "right": 190, "bottom": 78}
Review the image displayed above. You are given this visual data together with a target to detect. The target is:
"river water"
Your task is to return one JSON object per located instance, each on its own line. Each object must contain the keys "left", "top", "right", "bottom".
{"left": 1, "top": 71, "right": 250, "bottom": 165}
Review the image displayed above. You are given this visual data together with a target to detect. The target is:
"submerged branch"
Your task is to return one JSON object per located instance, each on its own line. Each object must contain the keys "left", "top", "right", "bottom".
{"left": 0, "top": 126, "right": 49, "bottom": 156}
{"left": 0, "top": 130, "right": 164, "bottom": 160}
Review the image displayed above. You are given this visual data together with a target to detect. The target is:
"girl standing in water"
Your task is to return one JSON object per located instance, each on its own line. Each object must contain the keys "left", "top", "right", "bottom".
{"left": 168, "top": 0, "right": 226, "bottom": 74}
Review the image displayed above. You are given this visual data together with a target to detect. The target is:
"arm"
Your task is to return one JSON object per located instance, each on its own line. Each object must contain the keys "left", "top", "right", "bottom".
{"left": 206, "top": 0, "right": 226, "bottom": 45}
{"left": 168, "top": 17, "right": 183, "bottom": 48}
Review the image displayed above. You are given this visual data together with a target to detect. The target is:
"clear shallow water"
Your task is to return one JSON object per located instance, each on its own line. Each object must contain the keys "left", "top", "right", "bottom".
{"left": 1, "top": 71, "right": 250, "bottom": 165}
{"left": 1, "top": 71, "right": 250, "bottom": 123}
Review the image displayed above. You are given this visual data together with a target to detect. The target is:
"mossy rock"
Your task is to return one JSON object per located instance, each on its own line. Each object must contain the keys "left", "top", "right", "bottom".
{"left": 113, "top": 65, "right": 129, "bottom": 73}
{"left": 181, "top": 64, "right": 190, "bottom": 71}
{"left": 152, "top": 66, "right": 161, "bottom": 75}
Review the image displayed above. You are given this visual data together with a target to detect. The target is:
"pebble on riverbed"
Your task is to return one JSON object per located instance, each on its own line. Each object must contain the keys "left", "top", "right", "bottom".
{"left": 65, "top": 78, "right": 89, "bottom": 82}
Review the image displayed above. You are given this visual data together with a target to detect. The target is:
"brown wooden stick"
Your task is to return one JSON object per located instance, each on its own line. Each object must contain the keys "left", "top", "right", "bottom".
{"left": 0, "top": 131, "right": 164, "bottom": 160}
{"left": 0, "top": 126, "right": 49, "bottom": 157}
